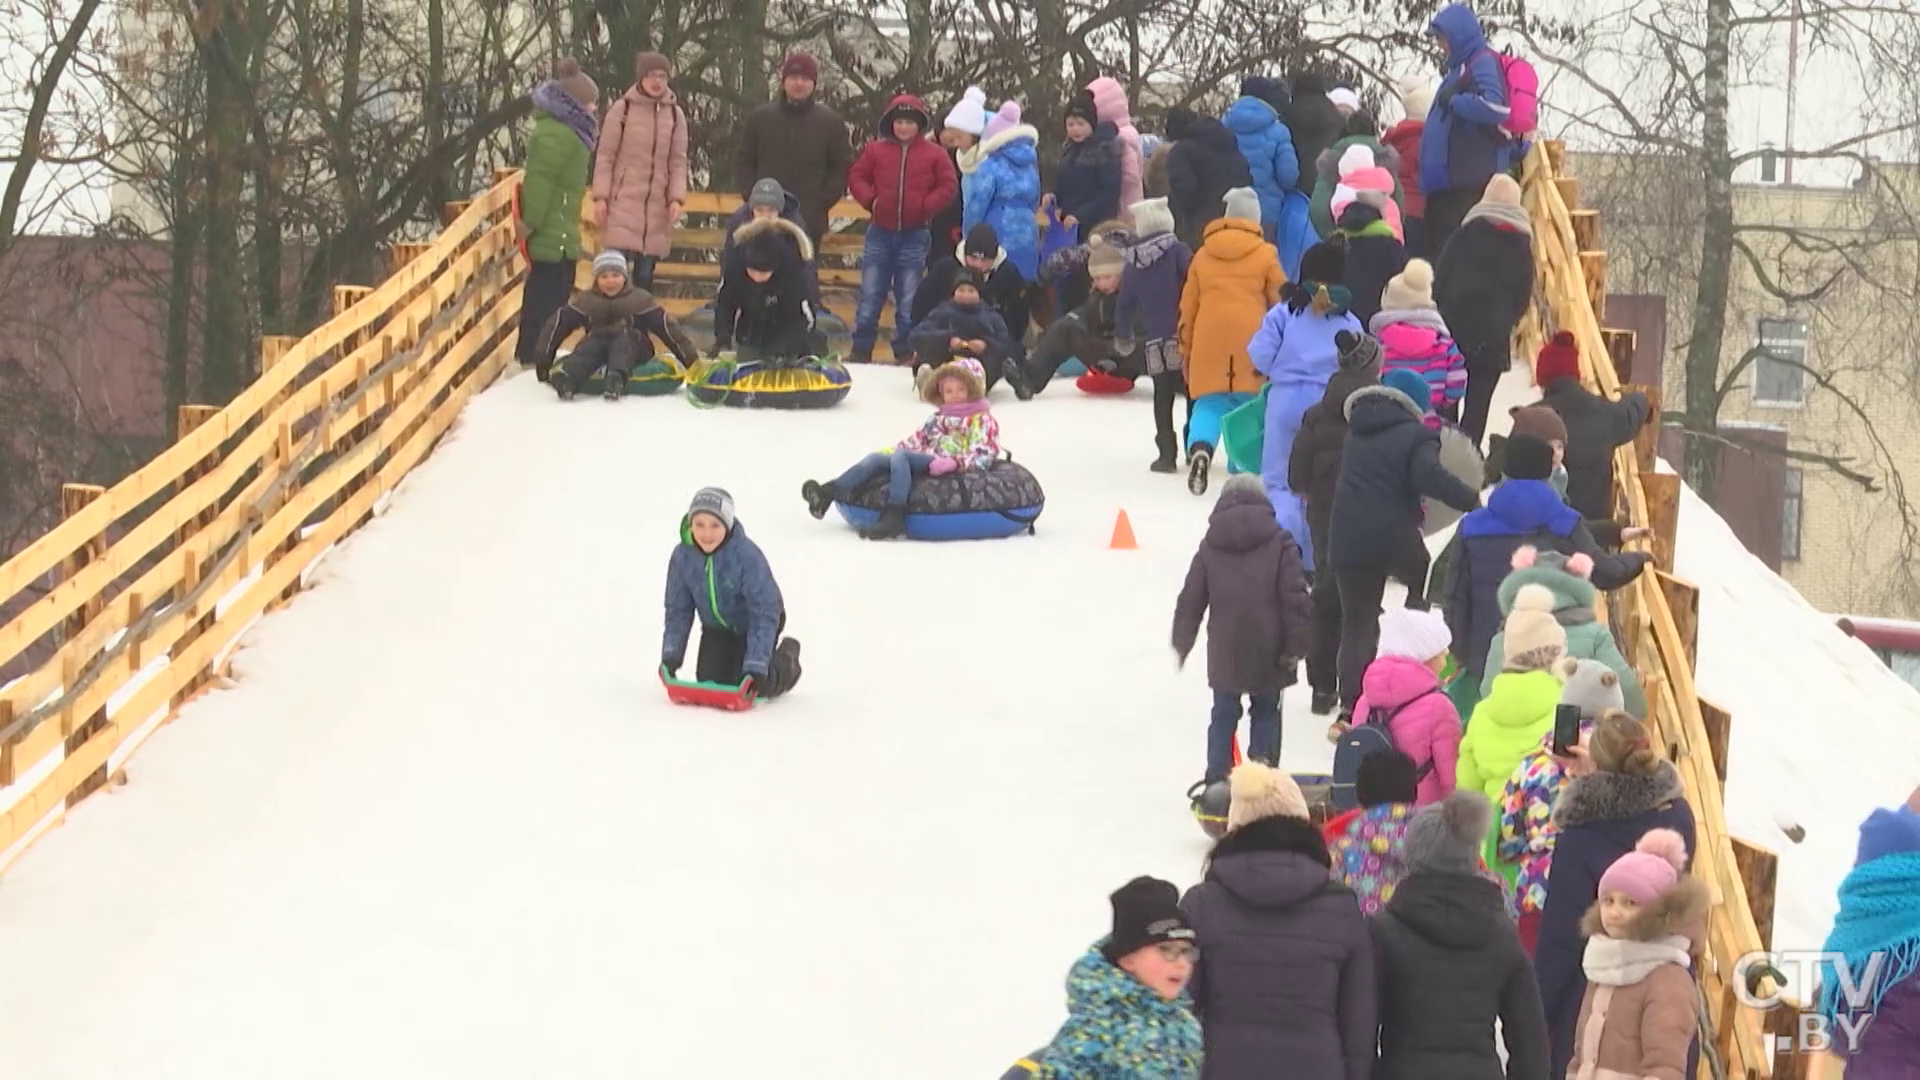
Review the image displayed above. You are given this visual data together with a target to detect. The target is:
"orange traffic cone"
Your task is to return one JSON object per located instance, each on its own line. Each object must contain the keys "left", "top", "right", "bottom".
{"left": 1109, "top": 509, "right": 1139, "bottom": 550}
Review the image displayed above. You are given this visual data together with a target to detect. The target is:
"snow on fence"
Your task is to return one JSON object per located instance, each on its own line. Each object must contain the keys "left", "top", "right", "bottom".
{"left": 0, "top": 175, "right": 525, "bottom": 869}
{"left": 1520, "top": 140, "right": 1822, "bottom": 1080}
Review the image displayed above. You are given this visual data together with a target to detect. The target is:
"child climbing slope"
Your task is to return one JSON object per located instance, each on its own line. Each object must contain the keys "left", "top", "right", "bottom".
{"left": 1177, "top": 187, "right": 1284, "bottom": 494}
{"left": 800, "top": 357, "right": 1000, "bottom": 540}
{"left": 662, "top": 487, "right": 801, "bottom": 697}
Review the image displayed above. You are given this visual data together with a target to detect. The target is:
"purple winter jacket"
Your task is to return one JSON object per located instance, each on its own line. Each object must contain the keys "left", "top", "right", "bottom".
{"left": 1180, "top": 815, "right": 1377, "bottom": 1080}
{"left": 1115, "top": 231, "right": 1192, "bottom": 343}
{"left": 1845, "top": 975, "right": 1920, "bottom": 1079}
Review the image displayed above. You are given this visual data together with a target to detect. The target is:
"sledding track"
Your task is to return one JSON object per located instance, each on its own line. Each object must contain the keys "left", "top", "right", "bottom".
{"left": 0, "top": 143, "right": 1812, "bottom": 1078}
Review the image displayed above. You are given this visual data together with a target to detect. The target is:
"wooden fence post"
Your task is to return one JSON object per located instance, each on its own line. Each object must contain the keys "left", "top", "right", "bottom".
{"left": 1697, "top": 695, "right": 1732, "bottom": 791}
{"left": 171, "top": 404, "right": 224, "bottom": 706}
{"left": 1627, "top": 382, "right": 1662, "bottom": 475}
{"left": 492, "top": 166, "right": 519, "bottom": 186}
{"left": 1732, "top": 839, "right": 1779, "bottom": 950}
{"left": 1579, "top": 252, "right": 1608, "bottom": 323}
{"left": 1641, "top": 471, "right": 1681, "bottom": 574}
{"left": 443, "top": 200, "right": 471, "bottom": 226}
{"left": 1655, "top": 570, "right": 1700, "bottom": 675}
{"left": 258, "top": 337, "right": 302, "bottom": 610}
{"left": 1570, "top": 208, "right": 1600, "bottom": 253}
{"left": 1601, "top": 328, "right": 1636, "bottom": 387}
{"left": 58, "top": 483, "right": 109, "bottom": 808}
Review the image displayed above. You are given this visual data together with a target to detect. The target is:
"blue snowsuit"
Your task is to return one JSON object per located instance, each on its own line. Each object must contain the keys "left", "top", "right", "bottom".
{"left": 1421, "top": 4, "right": 1516, "bottom": 196}
{"left": 1221, "top": 96, "right": 1299, "bottom": 245}
{"left": 965, "top": 125, "right": 1043, "bottom": 279}
{"left": 662, "top": 516, "right": 784, "bottom": 678}
{"left": 1248, "top": 297, "right": 1362, "bottom": 573}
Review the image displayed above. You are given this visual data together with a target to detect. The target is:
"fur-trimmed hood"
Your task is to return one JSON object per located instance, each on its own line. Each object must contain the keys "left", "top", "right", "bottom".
{"left": 1580, "top": 875, "right": 1710, "bottom": 946}
{"left": 1204, "top": 815, "right": 1334, "bottom": 910}
{"left": 978, "top": 122, "right": 1040, "bottom": 161}
{"left": 1554, "top": 761, "right": 1685, "bottom": 829}
{"left": 918, "top": 356, "right": 987, "bottom": 404}
{"left": 731, "top": 213, "right": 814, "bottom": 262}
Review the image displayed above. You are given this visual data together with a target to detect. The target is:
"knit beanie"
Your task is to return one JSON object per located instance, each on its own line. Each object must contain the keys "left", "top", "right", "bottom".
{"left": 780, "top": 52, "right": 819, "bottom": 81}
{"left": 1337, "top": 144, "right": 1375, "bottom": 178}
{"left": 635, "top": 51, "right": 672, "bottom": 79}
{"left": 1066, "top": 92, "right": 1100, "bottom": 126}
{"left": 1226, "top": 760, "right": 1309, "bottom": 831}
{"left": 1357, "top": 749, "right": 1420, "bottom": 807}
{"left": 1509, "top": 404, "right": 1569, "bottom": 445}
{"left": 1503, "top": 434, "right": 1556, "bottom": 481}
{"left": 1087, "top": 242, "right": 1125, "bottom": 278}
{"left": 553, "top": 58, "right": 599, "bottom": 108}
{"left": 1329, "top": 86, "right": 1361, "bottom": 113}
{"left": 1598, "top": 828, "right": 1690, "bottom": 905}
{"left": 1379, "top": 259, "right": 1436, "bottom": 311}
{"left": 1382, "top": 368, "right": 1433, "bottom": 414}
{"left": 1502, "top": 584, "right": 1568, "bottom": 669}
{"left": 1554, "top": 657, "right": 1626, "bottom": 720}
{"left": 1535, "top": 330, "right": 1582, "bottom": 384}
{"left": 1481, "top": 173, "right": 1524, "bottom": 207}
{"left": 747, "top": 178, "right": 786, "bottom": 211}
{"left": 1398, "top": 75, "right": 1435, "bottom": 120}
{"left": 1130, "top": 197, "right": 1175, "bottom": 238}
{"left": 1856, "top": 804, "right": 1920, "bottom": 866}
{"left": 1240, "top": 75, "right": 1281, "bottom": 103}
{"left": 1222, "top": 186, "right": 1261, "bottom": 225}
{"left": 962, "top": 224, "right": 999, "bottom": 261}
{"left": 687, "top": 487, "right": 736, "bottom": 531}
{"left": 1405, "top": 790, "right": 1492, "bottom": 873}
{"left": 591, "top": 251, "right": 629, "bottom": 279}
{"left": 1376, "top": 606, "right": 1451, "bottom": 663}
{"left": 945, "top": 87, "right": 989, "bottom": 136}
{"left": 1101, "top": 876, "right": 1196, "bottom": 962}
{"left": 1334, "top": 330, "right": 1383, "bottom": 374}
{"left": 950, "top": 269, "right": 987, "bottom": 297}
{"left": 983, "top": 100, "right": 1023, "bottom": 142}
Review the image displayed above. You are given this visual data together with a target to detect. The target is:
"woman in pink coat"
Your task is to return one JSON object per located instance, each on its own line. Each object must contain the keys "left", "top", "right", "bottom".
{"left": 1084, "top": 76, "right": 1144, "bottom": 213}
{"left": 1351, "top": 607, "right": 1462, "bottom": 806}
{"left": 592, "top": 51, "right": 690, "bottom": 290}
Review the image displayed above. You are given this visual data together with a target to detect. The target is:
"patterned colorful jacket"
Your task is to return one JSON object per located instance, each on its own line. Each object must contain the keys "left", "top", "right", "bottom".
{"left": 896, "top": 401, "right": 1001, "bottom": 471}
{"left": 1329, "top": 803, "right": 1415, "bottom": 915}
{"left": 1497, "top": 721, "right": 1594, "bottom": 917}
{"left": 1017, "top": 943, "right": 1203, "bottom": 1080}
{"left": 1371, "top": 309, "right": 1466, "bottom": 416}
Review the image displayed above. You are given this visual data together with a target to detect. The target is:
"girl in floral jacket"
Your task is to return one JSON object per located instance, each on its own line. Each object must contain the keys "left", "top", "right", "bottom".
{"left": 801, "top": 357, "right": 1000, "bottom": 541}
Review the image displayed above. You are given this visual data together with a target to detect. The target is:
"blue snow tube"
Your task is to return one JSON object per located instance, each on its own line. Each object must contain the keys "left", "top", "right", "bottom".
{"left": 833, "top": 459, "right": 1045, "bottom": 541}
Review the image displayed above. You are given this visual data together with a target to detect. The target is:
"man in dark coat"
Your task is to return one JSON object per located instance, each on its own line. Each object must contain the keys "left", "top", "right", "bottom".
{"left": 1533, "top": 330, "right": 1652, "bottom": 522}
{"left": 1179, "top": 762, "right": 1377, "bottom": 1080}
{"left": 713, "top": 217, "right": 825, "bottom": 361}
{"left": 1443, "top": 434, "right": 1650, "bottom": 694}
{"left": 1286, "top": 73, "right": 1346, "bottom": 198}
{"left": 1434, "top": 175, "right": 1534, "bottom": 443}
{"left": 1288, "top": 330, "right": 1382, "bottom": 715}
{"left": 1172, "top": 475, "right": 1311, "bottom": 779}
{"left": 1372, "top": 790, "right": 1552, "bottom": 1080}
{"left": 733, "top": 52, "right": 854, "bottom": 253}
{"left": 911, "top": 223, "right": 1031, "bottom": 359}
{"left": 1165, "top": 107, "right": 1253, "bottom": 244}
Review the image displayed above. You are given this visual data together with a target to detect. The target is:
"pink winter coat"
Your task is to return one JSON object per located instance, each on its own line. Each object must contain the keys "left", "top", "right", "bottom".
{"left": 1353, "top": 654, "right": 1462, "bottom": 806}
{"left": 592, "top": 86, "right": 690, "bottom": 258}
{"left": 1085, "top": 77, "right": 1144, "bottom": 212}
{"left": 1330, "top": 165, "right": 1405, "bottom": 241}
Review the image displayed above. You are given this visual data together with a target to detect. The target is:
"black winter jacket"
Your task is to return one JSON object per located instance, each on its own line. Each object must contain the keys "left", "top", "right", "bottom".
{"left": 1167, "top": 115, "right": 1253, "bottom": 244}
{"left": 714, "top": 221, "right": 817, "bottom": 355}
{"left": 1337, "top": 202, "right": 1408, "bottom": 328}
{"left": 1054, "top": 123, "right": 1123, "bottom": 230}
{"left": 1372, "top": 872, "right": 1552, "bottom": 1080}
{"left": 1289, "top": 364, "right": 1381, "bottom": 556}
{"left": 908, "top": 299, "right": 1013, "bottom": 368}
{"left": 1538, "top": 376, "right": 1651, "bottom": 522}
{"left": 1287, "top": 91, "right": 1346, "bottom": 197}
{"left": 1434, "top": 220, "right": 1535, "bottom": 368}
{"left": 911, "top": 245, "right": 1032, "bottom": 346}
{"left": 1327, "top": 385, "right": 1480, "bottom": 570}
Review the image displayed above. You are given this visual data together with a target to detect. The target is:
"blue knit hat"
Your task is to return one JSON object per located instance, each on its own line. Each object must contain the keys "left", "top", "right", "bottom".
{"left": 1382, "top": 368, "right": 1432, "bottom": 414}
{"left": 1857, "top": 805, "right": 1920, "bottom": 866}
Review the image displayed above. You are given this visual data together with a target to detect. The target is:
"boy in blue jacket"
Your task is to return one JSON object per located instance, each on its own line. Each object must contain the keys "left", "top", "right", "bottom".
{"left": 663, "top": 487, "right": 801, "bottom": 696}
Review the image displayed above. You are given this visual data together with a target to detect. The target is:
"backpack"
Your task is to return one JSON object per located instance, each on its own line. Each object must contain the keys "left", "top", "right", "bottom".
{"left": 1328, "top": 688, "right": 1442, "bottom": 811}
{"left": 1482, "top": 47, "right": 1539, "bottom": 138}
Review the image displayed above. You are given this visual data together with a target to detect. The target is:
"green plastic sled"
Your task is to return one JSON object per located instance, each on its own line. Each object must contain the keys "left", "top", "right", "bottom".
{"left": 1221, "top": 385, "right": 1270, "bottom": 474}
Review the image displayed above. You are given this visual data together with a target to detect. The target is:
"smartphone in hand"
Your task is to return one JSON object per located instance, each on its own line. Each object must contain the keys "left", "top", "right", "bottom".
{"left": 1552, "top": 703, "right": 1582, "bottom": 758}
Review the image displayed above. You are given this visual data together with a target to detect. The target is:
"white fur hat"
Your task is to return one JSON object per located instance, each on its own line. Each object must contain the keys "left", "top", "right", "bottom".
{"left": 945, "top": 86, "right": 989, "bottom": 136}
{"left": 1222, "top": 186, "right": 1261, "bottom": 225}
{"left": 1329, "top": 87, "right": 1361, "bottom": 113}
{"left": 1129, "top": 197, "right": 1174, "bottom": 237}
{"left": 1338, "top": 144, "right": 1376, "bottom": 178}
{"left": 1377, "top": 606, "right": 1452, "bottom": 663}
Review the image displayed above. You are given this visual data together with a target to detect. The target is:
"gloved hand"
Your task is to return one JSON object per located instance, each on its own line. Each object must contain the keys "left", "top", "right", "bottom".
{"left": 929, "top": 456, "right": 959, "bottom": 476}
{"left": 661, "top": 657, "right": 682, "bottom": 679}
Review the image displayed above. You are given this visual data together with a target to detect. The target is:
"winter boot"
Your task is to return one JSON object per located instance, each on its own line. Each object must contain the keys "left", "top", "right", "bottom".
{"left": 849, "top": 344, "right": 874, "bottom": 365}
{"left": 1310, "top": 690, "right": 1338, "bottom": 716}
{"left": 1187, "top": 444, "right": 1213, "bottom": 496}
{"left": 760, "top": 638, "right": 803, "bottom": 699}
{"left": 1326, "top": 710, "right": 1353, "bottom": 743}
{"left": 860, "top": 506, "right": 908, "bottom": 540}
{"left": 1004, "top": 359, "right": 1035, "bottom": 401}
{"left": 550, "top": 369, "right": 577, "bottom": 400}
{"left": 602, "top": 370, "right": 625, "bottom": 400}
{"left": 800, "top": 480, "right": 839, "bottom": 520}
{"left": 1151, "top": 430, "right": 1178, "bottom": 473}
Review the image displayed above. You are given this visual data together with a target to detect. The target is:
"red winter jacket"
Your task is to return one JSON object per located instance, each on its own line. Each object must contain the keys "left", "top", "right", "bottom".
{"left": 848, "top": 94, "right": 959, "bottom": 232}
{"left": 1382, "top": 119, "right": 1427, "bottom": 217}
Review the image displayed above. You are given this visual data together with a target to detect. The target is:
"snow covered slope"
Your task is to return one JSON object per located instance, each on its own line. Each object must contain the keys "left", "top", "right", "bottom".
{"left": 1674, "top": 475, "right": 1920, "bottom": 966}
{"left": 0, "top": 367, "right": 1356, "bottom": 1078}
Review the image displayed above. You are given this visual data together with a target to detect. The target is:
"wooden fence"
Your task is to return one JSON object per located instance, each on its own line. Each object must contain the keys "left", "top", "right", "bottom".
{"left": 1519, "top": 141, "right": 1823, "bottom": 1080}
{"left": 0, "top": 152, "right": 1838, "bottom": 1077}
{"left": 0, "top": 176, "right": 524, "bottom": 868}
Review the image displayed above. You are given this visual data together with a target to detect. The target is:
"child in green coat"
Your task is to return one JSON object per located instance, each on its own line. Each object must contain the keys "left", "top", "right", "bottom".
{"left": 1457, "top": 583, "right": 1567, "bottom": 884}
{"left": 1480, "top": 546, "right": 1647, "bottom": 716}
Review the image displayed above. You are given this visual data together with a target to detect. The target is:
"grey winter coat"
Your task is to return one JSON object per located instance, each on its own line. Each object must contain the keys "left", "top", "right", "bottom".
{"left": 1371, "top": 871, "right": 1552, "bottom": 1080}
{"left": 1172, "top": 484, "right": 1311, "bottom": 694}
{"left": 1181, "top": 815, "right": 1376, "bottom": 1080}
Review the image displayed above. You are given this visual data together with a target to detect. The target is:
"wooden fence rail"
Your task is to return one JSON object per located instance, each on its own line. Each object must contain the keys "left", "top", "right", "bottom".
{"left": 1519, "top": 141, "right": 1815, "bottom": 1080}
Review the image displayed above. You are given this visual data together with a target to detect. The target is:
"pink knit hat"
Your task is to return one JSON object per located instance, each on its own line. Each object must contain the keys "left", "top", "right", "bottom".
{"left": 1598, "top": 828, "right": 1690, "bottom": 904}
{"left": 983, "top": 101, "right": 1023, "bottom": 142}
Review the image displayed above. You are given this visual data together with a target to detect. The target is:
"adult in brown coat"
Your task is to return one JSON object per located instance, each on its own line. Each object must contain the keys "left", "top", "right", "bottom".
{"left": 592, "top": 51, "right": 690, "bottom": 290}
{"left": 1172, "top": 475, "right": 1311, "bottom": 780}
{"left": 733, "top": 52, "right": 854, "bottom": 254}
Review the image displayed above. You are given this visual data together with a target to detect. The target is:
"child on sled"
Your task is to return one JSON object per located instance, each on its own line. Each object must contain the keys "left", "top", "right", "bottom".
{"left": 662, "top": 487, "right": 801, "bottom": 697}
{"left": 537, "top": 250, "right": 698, "bottom": 398}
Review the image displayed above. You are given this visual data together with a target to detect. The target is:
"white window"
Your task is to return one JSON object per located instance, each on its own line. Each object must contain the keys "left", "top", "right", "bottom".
{"left": 1782, "top": 467, "right": 1803, "bottom": 561}
{"left": 1754, "top": 318, "right": 1808, "bottom": 407}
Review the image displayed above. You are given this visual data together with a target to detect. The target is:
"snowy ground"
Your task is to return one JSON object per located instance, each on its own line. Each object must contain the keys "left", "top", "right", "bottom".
{"left": 0, "top": 357, "right": 1885, "bottom": 1076}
